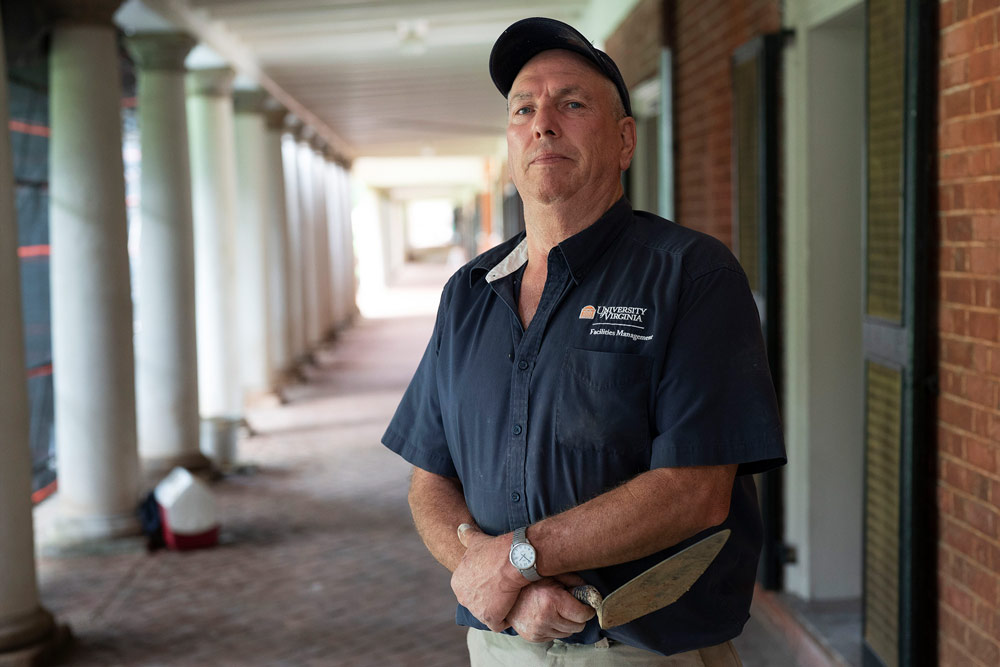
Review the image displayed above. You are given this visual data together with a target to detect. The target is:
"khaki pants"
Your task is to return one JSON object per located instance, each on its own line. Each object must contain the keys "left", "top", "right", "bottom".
{"left": 467, "top": 629, "right": 743, "bottom": 666}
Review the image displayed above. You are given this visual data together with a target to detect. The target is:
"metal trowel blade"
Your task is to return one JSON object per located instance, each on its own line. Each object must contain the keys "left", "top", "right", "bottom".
{"left": 597, "top": 529, "right": 730, "bottom": 629}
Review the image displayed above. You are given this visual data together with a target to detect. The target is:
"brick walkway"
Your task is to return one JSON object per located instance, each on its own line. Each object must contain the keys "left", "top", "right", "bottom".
{"left": 40, "top": 265, "right": 467, "bottom": 667}
{"left": 36, "top": 261, "right": 794, "bottom": 667}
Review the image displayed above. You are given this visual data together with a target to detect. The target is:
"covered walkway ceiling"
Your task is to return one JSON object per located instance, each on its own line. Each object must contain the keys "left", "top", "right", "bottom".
{"left": 119, "top": 0, "right": 640, "bottom": 160}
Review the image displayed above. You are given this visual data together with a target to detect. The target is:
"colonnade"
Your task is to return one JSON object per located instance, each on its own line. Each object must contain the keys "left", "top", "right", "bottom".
{"left": 0, "top": 3, "right": 355, "bottom": 659}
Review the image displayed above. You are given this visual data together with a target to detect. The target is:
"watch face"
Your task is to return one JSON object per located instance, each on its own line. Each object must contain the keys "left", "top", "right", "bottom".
{"left": 510, "top": 543, "right": 536, "bottom": 569}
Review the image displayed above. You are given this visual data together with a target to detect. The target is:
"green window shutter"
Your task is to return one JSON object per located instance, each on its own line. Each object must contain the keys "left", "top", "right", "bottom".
{"left": 862, "top": 1, "right": 935, "bottom": 665}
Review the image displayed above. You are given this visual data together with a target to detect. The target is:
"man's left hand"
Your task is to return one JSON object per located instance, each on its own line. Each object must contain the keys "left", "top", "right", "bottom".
{"left": 506, "top": 574, "right": 595, "bottom": 642}
{"left": 451, "top": 523, "right": 528, "bottom": 632}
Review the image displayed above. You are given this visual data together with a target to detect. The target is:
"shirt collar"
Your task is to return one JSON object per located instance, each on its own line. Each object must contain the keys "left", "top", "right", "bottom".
{"left": 470, "top": 233, "right": 527, "bottom": 286}
{"left": 470, "top": 196, "right": 633, "bottom": 286}
{"left": 484, "top": 238, "right": 528, "bottom": 284}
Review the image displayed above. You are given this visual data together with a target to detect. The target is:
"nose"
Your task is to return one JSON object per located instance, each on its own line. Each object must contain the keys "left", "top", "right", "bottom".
{"left": 532, "top": 104, "right": 559, "bottom": 139}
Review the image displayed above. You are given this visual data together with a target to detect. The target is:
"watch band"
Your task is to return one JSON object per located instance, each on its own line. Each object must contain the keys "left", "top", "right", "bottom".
{"left": 510, "top": 526, "right": 542, "bottom": 582}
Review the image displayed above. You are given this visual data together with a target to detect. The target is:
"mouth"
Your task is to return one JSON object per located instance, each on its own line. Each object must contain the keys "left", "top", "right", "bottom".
{"left": 529, "top": 152, "right": 569, "bottom": 166}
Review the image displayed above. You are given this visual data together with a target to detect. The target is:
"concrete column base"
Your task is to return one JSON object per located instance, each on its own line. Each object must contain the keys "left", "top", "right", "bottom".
{"left": 244, "top": 390, "right": 283, "bottom": 410}
{"left": 200, "top": 417, "right": 242, "bottom": 469}
{"left": 42, "top": 508, "right": 141, "bottom": 547}
{"left": 0, "top": 608, "right": 71, "bottom": 667}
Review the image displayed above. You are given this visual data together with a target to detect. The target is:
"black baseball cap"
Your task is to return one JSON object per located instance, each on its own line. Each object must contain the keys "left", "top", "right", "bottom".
{"left": 489, "top": 17, "right": 632, "bottom": 117}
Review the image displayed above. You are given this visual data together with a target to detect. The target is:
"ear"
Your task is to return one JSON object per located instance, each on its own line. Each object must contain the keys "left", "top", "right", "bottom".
{"left": 618, "top": 116, "right": 637, "bottom": 171}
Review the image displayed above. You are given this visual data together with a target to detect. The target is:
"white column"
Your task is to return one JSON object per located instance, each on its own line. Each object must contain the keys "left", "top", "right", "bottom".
{"left": 262, "top": 103, "right": 292, "bottom": 387}
{"left": 296, "top": 129, "right": 321, "bottom": 349}
{"left": 0, "top": 7, "right": 63, "bottom": 658}
{"left": 281, "top": 121, "right": 307, "bottom": 363}
{"left": 233, "top": 90, "right": 271, "bottom": 399}
{"left": 47, "top": 0, "right": 141, "bottom": 541}
{"left": 126, "top": 33, "right": 210, "bottom": 477}
{"left": 337, "top": 165, "right": 358, "bottom": 322}
{"left": 311, "top": 140, "right": 333, "bottom": 338}
{"left": 324, "top": 158, "right": 345, "bottom": 329}
{"left": 187, "top": 68, "right": 241, "bottom": 465}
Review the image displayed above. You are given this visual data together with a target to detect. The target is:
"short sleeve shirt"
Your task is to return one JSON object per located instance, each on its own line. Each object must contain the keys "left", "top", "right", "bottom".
{"left": 382, "top": 198, "right": 786, "bottom": 656}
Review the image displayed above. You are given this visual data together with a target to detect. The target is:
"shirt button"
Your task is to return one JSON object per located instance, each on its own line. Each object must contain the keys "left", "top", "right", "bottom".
{"left": 511, "top": 492, "right": 521, "bottom": 502}
{"left": 512, "top": 424, "right": 522, "bottom": 436}
{"left": 517, "top": 360, "right": 529, "bottom": 370}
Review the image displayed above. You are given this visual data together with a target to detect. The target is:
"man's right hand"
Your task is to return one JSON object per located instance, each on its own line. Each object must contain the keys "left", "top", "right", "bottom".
{"left": 451, "top": 525, "right": 526, "bottom": 631}
{"left": 507, "top": 575, "right": 596, "bottom": 643}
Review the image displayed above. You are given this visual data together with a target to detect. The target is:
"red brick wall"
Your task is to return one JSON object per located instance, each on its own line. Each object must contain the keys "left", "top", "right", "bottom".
{"left": 604, "top": 0, "right": 664, "bottom": 90}
{"left": 937, "top": 1, "right": 1000, "bottom": 665}
{"left": 673, "top": 0, "right": 780, "bottom": 247}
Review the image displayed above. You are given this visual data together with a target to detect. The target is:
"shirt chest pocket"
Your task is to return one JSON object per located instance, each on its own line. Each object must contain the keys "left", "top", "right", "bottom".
{"left": 555, "top": 348, "right": 652, "bottom": 453}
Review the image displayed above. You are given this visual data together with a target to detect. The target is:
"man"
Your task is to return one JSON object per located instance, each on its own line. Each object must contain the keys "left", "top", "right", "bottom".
{"left": 382, "top": 17, "right": 785, "bottom": 665}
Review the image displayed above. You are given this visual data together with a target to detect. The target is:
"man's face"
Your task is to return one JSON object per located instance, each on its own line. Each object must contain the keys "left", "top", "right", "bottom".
{"left": 506, "top": 50, "right": 634, "bottom": 207}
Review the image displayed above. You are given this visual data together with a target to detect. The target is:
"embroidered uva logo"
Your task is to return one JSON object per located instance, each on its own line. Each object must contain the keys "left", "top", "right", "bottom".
{"left": 579, "top": 305, "right": 596, "bottom": 319}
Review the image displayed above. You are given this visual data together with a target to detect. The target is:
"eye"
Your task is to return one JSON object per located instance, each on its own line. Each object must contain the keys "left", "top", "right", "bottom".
{"left": 514, "top": 106, "right": 532, "bottom": 115}
{"left": 566, "top": 101, "right": 583, "bottom": 109}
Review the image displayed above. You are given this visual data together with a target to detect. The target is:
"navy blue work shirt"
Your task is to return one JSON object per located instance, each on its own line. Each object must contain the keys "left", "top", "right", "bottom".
{"left": 382, "top": 197, "right": 786, "bottom": 656}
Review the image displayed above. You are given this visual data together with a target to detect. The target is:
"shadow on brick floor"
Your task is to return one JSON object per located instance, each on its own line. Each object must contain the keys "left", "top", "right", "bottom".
{"left": 39, "top": 301, "right": 468, "bottom": 666}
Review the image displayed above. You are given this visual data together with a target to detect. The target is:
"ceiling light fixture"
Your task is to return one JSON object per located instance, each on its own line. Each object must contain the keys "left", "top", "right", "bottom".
{"left": 397, "top": 19, "right": 429, "bottom": 56}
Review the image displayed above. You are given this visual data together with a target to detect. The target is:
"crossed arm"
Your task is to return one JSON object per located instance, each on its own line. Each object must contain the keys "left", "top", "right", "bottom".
{"left": 407, "top": 463, "right": 737, "bottom": 642}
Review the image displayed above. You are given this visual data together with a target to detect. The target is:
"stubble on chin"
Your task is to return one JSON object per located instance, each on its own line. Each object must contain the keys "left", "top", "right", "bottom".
{"left": 519, "top": 180, "right": 563, "bottom": 206}
{"left": 517, "top": 166, "right": 576, "bottom": 206}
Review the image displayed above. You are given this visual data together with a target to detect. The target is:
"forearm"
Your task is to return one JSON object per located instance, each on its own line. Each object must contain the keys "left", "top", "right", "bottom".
{"left": 408, "top": 466, "right": 475, "bottom": 572}
{"left": 530, "top": 464, "right": 737, "bottom": 577}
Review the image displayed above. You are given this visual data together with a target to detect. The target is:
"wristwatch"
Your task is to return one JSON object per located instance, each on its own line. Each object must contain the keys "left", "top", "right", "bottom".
{"left": 509, "top": 526, "right": 542, "bottom": 582}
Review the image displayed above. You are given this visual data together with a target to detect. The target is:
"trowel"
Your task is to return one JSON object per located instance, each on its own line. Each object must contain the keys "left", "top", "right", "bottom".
{"left": 571, "top": 529, "right": 730, "bottom": 629}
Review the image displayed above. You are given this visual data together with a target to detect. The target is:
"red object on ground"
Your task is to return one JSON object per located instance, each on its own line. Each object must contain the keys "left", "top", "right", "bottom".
{"left": 158, "top": 505, "right": 219, "bottom": 551}
{"left": 154, "top": 467, "right": 220, "bottom": 551}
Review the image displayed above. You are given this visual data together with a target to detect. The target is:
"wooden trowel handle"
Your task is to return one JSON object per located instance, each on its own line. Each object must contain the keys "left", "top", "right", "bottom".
{"left": 572, "top": 585, "right": 604, "bottom": 611}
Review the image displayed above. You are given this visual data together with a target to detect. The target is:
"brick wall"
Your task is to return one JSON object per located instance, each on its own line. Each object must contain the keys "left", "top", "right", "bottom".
{"left": 937, "top": 1, "right": 1000, "bottom": 665}
{"left": 604, "top": 0, "right": 664, "bottom": 90}
{"left": 673, "top": 0, "right": 780, "bottom": 246}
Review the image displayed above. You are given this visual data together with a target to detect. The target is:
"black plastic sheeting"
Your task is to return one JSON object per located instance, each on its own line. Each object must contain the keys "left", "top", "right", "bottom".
{"left": 8, "top": 59, "right": 55, "bottom": 495}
